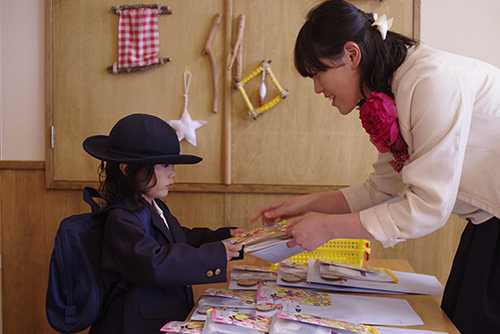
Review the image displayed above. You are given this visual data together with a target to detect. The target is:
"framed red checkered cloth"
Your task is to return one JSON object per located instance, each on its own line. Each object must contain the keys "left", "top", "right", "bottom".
{"left": 106, "top": 5, "right": 171, "bottom": 73}
{"left": 118, "top": 8, "right": 161, "bottom": 69}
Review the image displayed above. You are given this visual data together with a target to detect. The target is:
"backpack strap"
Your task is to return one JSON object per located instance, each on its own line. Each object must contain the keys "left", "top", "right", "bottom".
{"left": 82, "top": 187, "right": 154, "bottom": 318}
{"left": 83, "top": 187, "right": 153, "bottom": 237}
{"left": 83, "top": 187, "right": 102, "bottom": 213}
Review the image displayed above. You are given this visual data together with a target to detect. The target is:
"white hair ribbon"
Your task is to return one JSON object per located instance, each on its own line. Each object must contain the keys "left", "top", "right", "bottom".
{"left": 371, "top": 13, "right": 393, "bottom": 40}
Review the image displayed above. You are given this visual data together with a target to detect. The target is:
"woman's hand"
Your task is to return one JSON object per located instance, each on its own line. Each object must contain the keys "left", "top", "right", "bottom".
{"left": 285, "top": 216, "right": 335, "bottom": 251}
{"left": 250, "top": 194, "right": 314, "bottom": 225}
{"left": 250, "top": 191, "right": 351, "bottom": 226}
{"left": 224, "top": 243, "right": 243, "bottom": 261}
{"left": 285, "top": 213, "right": 373, "bottom": 251}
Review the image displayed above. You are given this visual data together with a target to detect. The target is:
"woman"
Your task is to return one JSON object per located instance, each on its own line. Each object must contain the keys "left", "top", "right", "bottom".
{"left": 251, "top": 1, "right": 500, "bottom": 333}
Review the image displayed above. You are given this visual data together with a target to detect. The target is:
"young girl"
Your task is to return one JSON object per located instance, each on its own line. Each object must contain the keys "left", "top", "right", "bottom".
{"left": 83, "top": 113, "right": 243, "bottom": 334}
{"left": 251, "top": 1, "right": 500, "bottom": 333}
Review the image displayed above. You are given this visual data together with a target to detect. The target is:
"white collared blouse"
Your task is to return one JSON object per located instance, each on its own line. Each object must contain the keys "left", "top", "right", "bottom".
{"left": 341, "top": 44, "right": 500, "bottom": 247}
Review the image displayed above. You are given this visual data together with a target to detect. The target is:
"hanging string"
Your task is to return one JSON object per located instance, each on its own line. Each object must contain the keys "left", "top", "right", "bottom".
{"left": 183, "top": 71, "right": 192, "bottom": 112}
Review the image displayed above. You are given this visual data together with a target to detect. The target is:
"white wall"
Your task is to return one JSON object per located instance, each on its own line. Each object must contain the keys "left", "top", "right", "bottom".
{"left": 421, "top": 0, "right": 500, "bottom": 67}
{"left": 0, "top": 0, "right": 45, "bottom": 160}
{"left": 1, "top": 0, "right": 500, "bottom": 161}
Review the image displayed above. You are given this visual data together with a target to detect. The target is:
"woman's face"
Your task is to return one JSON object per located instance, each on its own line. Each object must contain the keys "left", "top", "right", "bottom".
{"left": 312, "top": 53, "right": 363, "bottom": 115}
{"left": 142, "top": 164, "right": 176, "bottom": 203}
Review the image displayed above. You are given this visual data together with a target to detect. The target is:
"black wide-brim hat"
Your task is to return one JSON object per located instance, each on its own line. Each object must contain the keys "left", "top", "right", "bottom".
{"left": 83, "top": 113, "right": 202, "bottom": 165}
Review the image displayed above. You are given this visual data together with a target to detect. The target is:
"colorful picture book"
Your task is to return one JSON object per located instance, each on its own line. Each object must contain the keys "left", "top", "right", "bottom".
{"left": 201, "top": 288, "right": 257, "bottom": 303}
{"left": 198, "top": 295, "right": 256, "bottom": 309}
{"left": 317, "top": 259, "right": 398, "bottom": 283}
{"left": 232, "top": 265, "right": 278, "bottom": 273}
{"left": 231, "top": 265, "right": 278, "bottom": 282}
{"left": 257, "top": 285, "right": 332, "bottom": 307}
{"left": 199, "top": 308, "right": 272, "bottom": 333}
{"left": 307, "top": 259, "right": 444, "bottom": 295}
{"left": 225, "top": 220, "right": 290, "bottom": 246}
{"left": 208, "top": 309, "right": 272, "bottom": 333}
{"left": 225, "top": 220, "right": 306, "bottom": 263}
{"left": 280, "top": 260, "right": 309, "bottom": 270}
{"left": 229, "top": 265, "right": 279, "bottom": 291}
{"left": 276, "top": 309, "right": 379, "bottom": 334}
{"left": 160, "top": 321, "right": 204, "bottom": 333}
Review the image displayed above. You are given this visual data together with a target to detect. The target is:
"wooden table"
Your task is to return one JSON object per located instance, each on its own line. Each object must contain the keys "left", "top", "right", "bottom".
{"left": 190, "top": 257, "right": 459, "bottom": 334}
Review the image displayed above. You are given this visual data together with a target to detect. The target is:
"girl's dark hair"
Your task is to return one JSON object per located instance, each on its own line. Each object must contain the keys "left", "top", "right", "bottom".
{"left": 98, "top": 161, "right": 156, "bottom": 212}
{"left": 294, "top": 0, "right": 418, "bottom": 100}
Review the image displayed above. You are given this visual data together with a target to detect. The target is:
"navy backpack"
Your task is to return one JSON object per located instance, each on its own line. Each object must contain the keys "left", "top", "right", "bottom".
{"left": 46, "top": 187, "right": 152, "bottom": 333}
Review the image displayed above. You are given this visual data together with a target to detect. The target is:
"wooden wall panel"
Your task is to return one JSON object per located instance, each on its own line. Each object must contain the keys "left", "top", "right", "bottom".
{"left": 49, "top": 0, "right": 419, "bottom": 188}
{"left": 230, "top": 0, "right": 414, "bottom": 186}
{"left": 1, "top": 169, "right": 89, "bottom": 334}
{"left": 51, "top": 0, "right": 226, "bottom": 184}
{"left": 165, "top": 192, "right": 225, "bottom": 230}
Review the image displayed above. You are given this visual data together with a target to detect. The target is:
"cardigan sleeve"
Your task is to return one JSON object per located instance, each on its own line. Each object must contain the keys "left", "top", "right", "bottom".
{"left": 344, "top": 46, "right": 476, "bottom": 248}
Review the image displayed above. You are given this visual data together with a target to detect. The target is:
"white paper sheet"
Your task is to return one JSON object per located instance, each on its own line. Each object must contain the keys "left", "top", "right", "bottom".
{"left": 276, "top": 266, "right": 402, "bottom": 294}
{"left": 256, "top": 293, "right": 423, "bottom": 326}
{"left": 326, "top": 294, "right": 424, "bottom": 326}
{"left": 247, "top": 241, "right": 306, "bottom": 263}
{"left": 374, "top": 327, "right": 448, "bottom": 334}
{"left": 307, "top": 259, "right": 444, "bottom": 295}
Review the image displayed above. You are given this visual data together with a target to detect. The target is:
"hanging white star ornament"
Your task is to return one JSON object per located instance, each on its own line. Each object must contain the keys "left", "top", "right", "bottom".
{"left": 169, "top": 109, "right": 207, "bottom": 147}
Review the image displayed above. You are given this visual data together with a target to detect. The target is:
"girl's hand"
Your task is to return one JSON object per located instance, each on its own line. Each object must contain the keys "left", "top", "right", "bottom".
{"left": 230, "top": 228, "right": 247, "bottom": 238}
{"left": 224, "top": 243, "right": 243, "bottom": 261}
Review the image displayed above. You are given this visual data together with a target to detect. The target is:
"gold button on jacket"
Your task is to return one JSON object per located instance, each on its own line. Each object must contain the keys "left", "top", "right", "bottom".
{"left": 206, "top": 270, "right": 214, "bottom": 277}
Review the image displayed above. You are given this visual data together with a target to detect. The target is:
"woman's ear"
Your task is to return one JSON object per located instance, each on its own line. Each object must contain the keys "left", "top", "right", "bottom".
{"left": 343, "top": 41, "right": 362, "bottom": 69}
{"left": 119, "top": 163, "right": 128, "bottom": 176}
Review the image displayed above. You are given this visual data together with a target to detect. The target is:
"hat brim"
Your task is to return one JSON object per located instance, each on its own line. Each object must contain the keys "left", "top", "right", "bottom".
{"left": 83, "top": 136, "right": 202, "bottom": 165}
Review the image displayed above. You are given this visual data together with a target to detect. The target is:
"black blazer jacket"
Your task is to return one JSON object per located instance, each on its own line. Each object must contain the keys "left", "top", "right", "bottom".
{"left": 89, "top": 198, "right": 232, "bottom": 334}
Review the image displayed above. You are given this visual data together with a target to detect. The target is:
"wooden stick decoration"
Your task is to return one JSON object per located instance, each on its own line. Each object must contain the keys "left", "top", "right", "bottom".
{"left": 107, "top": 58, "right": 171, "bottom": 74}
{"left": 228, "top": 14, "right": 245, "bottom": 80}
{"left": 222, "top": 0, "right": 232, "bottom": 185}
{"left": 202, "top": 13, "right": 223, "bottom": 113}
{"left": 111, "top": 4, "right": 173, "bottom": 15}
{"left": 236, "top": 16, "right": 244, "bottom": 81}
{"left": 234, "top": 60, "right": 289, "bottom": 120}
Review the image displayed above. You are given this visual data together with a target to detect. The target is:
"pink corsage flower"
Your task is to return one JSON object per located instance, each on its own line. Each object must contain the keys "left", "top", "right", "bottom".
{"left": 359, "top": 92, "right": 409, "bottom": 173}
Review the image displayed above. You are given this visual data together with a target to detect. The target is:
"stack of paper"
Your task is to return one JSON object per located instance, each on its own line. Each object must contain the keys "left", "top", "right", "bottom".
{"left": 305, "top": 259, "right": 444, "bottom": 295}
{"left": 224, "top": 220, "right": 306, "bottom": 263}
{"left": 270, "top": 309, "right": 378, "bottom": 334}
{"left": 190, "top": 285, "right": 425, "bottom": 325}
{"left": 316, "top": 259, "right": 398, "bottom": 283}
{"left": 228, "top": 265, "right": 278, "bottom": 290}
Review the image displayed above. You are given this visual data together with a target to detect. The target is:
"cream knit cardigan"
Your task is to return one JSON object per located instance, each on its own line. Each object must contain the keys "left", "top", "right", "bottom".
{"left": 341, "top": 44, "right": 500, "bottom": 247}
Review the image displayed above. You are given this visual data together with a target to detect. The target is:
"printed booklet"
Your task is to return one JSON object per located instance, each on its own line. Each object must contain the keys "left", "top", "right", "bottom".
{"left": 224, "top": 220, "right": 305, "bottom": 263}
